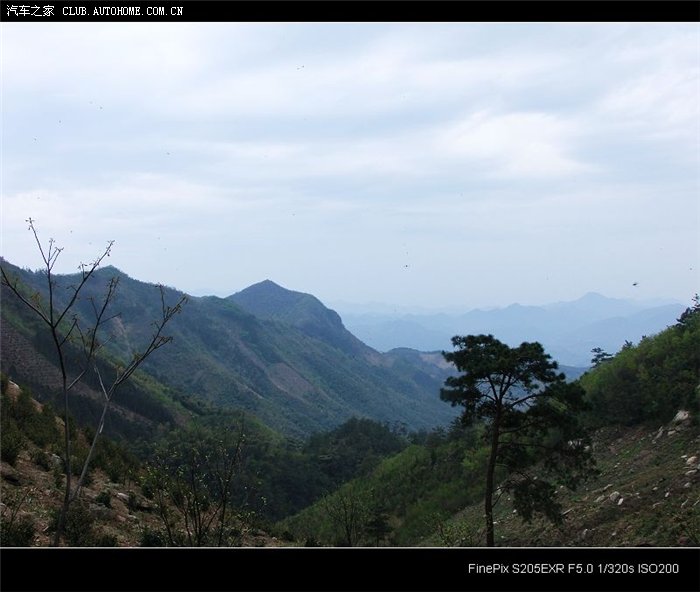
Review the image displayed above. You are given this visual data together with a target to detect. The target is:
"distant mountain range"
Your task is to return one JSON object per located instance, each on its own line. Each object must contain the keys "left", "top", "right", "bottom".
{"left": 337, "top": 292, "right": 686, "bottom": 366}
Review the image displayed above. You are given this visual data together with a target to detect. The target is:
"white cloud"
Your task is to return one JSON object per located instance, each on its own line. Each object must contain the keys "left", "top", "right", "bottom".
{"left": 436, "top": 110, "right": 592, "bottom": 177}
{"left": 2, "top": 23, "right": 698, "bottom": 307}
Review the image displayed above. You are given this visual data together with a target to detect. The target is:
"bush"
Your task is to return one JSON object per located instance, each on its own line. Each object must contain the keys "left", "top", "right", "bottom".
{"left": 0, "top": 514, "right": 36, "bottom": 546}
{"left": 51, "top": 501, "right": 96, "bottom": 546}
{"left": 1, "top": 418, "right": 25, "bottom": 466}
{"left": 95, "top": 490, "right": 112, "bottom": 508}
{"left": 95, "top": 532, "right": 118, "bottom": 547}
{"left": 31, "top": 449, "right": 52, "bottom": 471}
{"left": 140, "top": 527, "right": 165, "bottom": 547}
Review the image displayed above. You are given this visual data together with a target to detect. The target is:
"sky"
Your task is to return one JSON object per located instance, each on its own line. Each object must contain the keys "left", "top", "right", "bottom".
{"left": 2, "top": 22, "right": 699, "bottom": 311}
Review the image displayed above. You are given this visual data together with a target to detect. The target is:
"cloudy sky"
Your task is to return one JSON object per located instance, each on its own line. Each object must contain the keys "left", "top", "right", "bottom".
{"left": 2, "top": 23, "right": 698, "bottom": 310}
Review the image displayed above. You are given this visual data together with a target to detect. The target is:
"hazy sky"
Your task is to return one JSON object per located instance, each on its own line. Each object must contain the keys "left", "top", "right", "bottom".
{"left": 2, "top": 23, "right": 698, "bottom": 310}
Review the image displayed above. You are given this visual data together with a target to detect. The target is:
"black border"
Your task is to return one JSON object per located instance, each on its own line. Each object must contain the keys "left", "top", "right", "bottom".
{"left": 2, "top": 547, "right": 700, "bottom": 592}
{"left": 0, "top": 1, "right": 698, "bottom": 23}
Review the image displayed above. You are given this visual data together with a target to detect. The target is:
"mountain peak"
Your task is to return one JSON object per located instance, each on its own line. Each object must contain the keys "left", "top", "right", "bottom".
{"left": 251, "top": 279, "right": 284, "bottom": 290}
{"left": 229, "top": 281, "right": 368, "bottom": 355}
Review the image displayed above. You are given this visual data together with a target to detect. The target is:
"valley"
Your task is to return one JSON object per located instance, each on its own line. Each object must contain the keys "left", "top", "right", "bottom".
{"left": 0, "top": 258, "right": 698, "bottom": 550}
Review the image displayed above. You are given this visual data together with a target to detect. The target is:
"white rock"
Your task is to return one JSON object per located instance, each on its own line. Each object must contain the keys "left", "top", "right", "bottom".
{"left": 609, "top": 491, "right": 621, "bottom": 503}
{"left": 672, "top": 410, "right": 690, "bottom": 423}
{"left": 685, "top": 456, "right": 697, "bottom": 466}
{"left": 617, "top": 498, "right": 624, "bottom": 506}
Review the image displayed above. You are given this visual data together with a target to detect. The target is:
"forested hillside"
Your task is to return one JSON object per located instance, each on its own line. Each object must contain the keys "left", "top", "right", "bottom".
{"left": 2, "top": 250, "right": 697, "bottom": 548}
{"left": 0, "top": 260, "right": 456, "bottom": 437}
{"left": 280, "top": 298, "right": 700, "bottom": 546}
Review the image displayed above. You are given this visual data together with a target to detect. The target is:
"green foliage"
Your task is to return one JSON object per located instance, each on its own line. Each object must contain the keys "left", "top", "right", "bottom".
{"left": 95, "top": 490, "right": 112, "bottom": 508}
{"left": 140, "top": 526, "right": 165, "bottom": 547}
{"left": 0, "top": 489, "right": 36, "bottom": 546}
{"left": 145, "top": 423, "right": 244, "bottom": 546}
{"left": 304, "top": 417, "right": 408, "bottom": 488}
{"left": 582, "top": 296, "right": 700, "bottom": 426}
{"left": 281, "top": 422, "right": 491, "bottom": 546}
{"left": 590, "top": 347, "right": 613, "bottom": 368}
{"left": 3, "top": 258, "right": 454, "bottom": 440}
{"left": 441, "top": 334, "right": 594, "bottom": 546}
{"left": 1, "top": 415, "right": 25, "bottom": 466}
{"left": 95, "top": 533, "right": 118, "bottom": 547}
{"left": 0, "top": 514, "right": 36, "bottom": 546}
{"left": 31, "top": 449, "right": 52, "bottom": 471}
{"left": 48, "top": 501, "right": 96, "bottom": 546}
{"left": 0, "top": 389, "right": 60, "bottom": 463}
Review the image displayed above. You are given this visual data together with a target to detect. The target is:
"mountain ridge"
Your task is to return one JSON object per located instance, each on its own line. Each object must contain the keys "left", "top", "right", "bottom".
{"left": 339, "top": 294, "right": 686, "bottom": 365}
{"left": 0, "top": 260, "right": 457, "bottom": 438}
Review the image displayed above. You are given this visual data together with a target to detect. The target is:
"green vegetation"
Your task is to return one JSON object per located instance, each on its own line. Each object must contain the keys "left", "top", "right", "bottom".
{"left": 2, "top": 236, "right": 698, "bottom": 548}
{"left": 441, "top": 335, "right": 595, "bottom": 546}
{"left": 281, "top": 298, "right": 700, "bottom": 546}
{"left": 1, "top": 225, "right": 186, "bottom": 546}
{"left": 582, "top": 295, "right": 700, "bottom": 426}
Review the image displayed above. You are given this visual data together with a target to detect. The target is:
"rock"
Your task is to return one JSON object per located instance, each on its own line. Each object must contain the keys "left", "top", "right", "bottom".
{"left": 609, "top": 491, "right": 621, "bottom": 503}
{"left": 617, "top": 498, "right": 624, "bottom": 506}
{"left": 668, "top": 430, "right": 677, "bottom": 436}
{"left": 672, "top": 410, "right": 690, "bottom": 423}
{"left": 1, "top": 465, "right": 21, "bottom": 485}
{"left": 6, "top": 381, "right": 21, "bottom": 398}
{"left": 603, "top": 483, "right": 613, "bottom": 491}
{"left": 652, "top": 502, "right": 663, "bottom": 509}
{"left": 686, "top": 456, "right": 697, "bottom": 466}
{"left": 683, "top": 482, "right": 691, "bottom": 488}
{"left": 685, "top": 470, "right": 697, "bottom": 477}
{"left": 116, "top": 492, "right": 129, "bottom": 502}
{"left": 665, "top": 491, "right": 671, "bottom": 498}
{"left": 582, "top": 528, "right": 589, "bottom": 539}
{"left": 595, "top": 495, "right": 606, "bottom": 503}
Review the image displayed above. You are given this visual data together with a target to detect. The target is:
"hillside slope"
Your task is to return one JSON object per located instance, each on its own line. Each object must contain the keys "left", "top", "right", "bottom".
{"left": 280, "top": 300, "right": 700, "bottom": 546}
{"left": 0, "top": 261, "right": 456, "bottom": 437}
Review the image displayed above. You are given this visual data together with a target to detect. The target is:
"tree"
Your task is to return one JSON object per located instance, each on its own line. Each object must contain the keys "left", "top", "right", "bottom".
{"left": 590, "top": 347, "right": 613, "bottom": 368}
{"left": 0, "top": 219, "right": 186, "bottom": 545}
{"left": 441, "top": 334, "right": 594, "bottom": 547}
{"left": 145, "top": 424, "right": 245, "bottom": 546}
{"left": 322, "top": 486, "right": 370, "bottom": 546}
